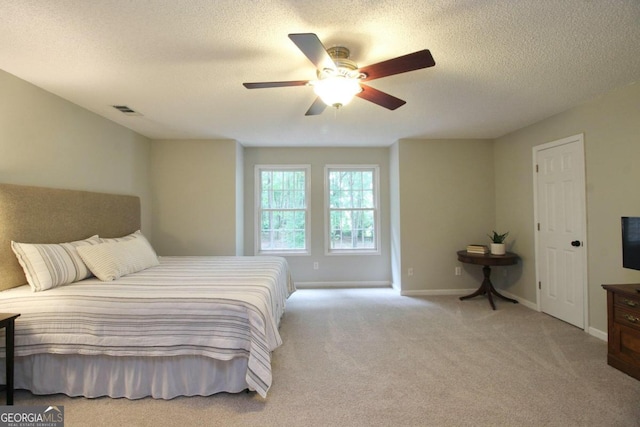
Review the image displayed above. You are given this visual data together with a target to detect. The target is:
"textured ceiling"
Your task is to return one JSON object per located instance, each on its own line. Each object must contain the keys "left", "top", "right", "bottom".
{"left": 1, "top": 0, "right": 639, "bottom": 147}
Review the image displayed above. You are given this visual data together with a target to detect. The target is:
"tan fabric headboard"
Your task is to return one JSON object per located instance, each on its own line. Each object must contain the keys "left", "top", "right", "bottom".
{"left": 0, "top": 183, "right": 141, "bottom": 291}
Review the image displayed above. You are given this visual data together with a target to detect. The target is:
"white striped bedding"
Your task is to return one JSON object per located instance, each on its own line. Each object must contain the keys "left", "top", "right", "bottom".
{"left": 0, "top": 256, "right": 295, "bottom": 398}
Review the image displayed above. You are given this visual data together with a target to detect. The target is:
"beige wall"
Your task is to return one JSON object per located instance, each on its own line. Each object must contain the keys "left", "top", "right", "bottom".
{"left": 495, "top": 81, "right": 640, "bottom": 333}
{"left": 243, "top": 147, "right": 391, "bottom": 285}
{"left": 149, "top": 139, "right": 242, "bottom": 256}
{"left": 0, "top": 69, "right": 152, "bottom": 234}
{"left": 397, "top": 139, "right": 497, "bottom": 293}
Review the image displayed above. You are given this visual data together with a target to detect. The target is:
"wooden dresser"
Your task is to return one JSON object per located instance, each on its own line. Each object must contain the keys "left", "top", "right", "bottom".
{"left": 602, "top": 284, "right": 640, "bottom": 381}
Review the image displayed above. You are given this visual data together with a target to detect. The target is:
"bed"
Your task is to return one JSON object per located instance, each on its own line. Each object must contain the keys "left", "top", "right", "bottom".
{"left": 0, "top": 183, "right": 295, "bottom": 399}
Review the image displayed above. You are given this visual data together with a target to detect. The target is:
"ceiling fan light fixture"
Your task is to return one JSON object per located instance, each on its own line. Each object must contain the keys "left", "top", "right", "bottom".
{"left": 243, "top": 34, "right": 435, "bottom": 115}
{"left": 313, "top": 75, "right": 362, "bottom": 108}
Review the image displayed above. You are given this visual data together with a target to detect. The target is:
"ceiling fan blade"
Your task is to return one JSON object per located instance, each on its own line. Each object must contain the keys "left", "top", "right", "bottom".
{"left": 305, "top": 97, "right": 327, "bottom": 116}
{"left": 243, "top": 80, "right": 309, "bottom": 89}
{"left": 288, "top": 33, "right": 336, "bottom": 71}
{"left": 356, "top": 84, "right": 406, "bottom": 110}
{"left": 358, "top": 49, "right": 435, "bottom": 81}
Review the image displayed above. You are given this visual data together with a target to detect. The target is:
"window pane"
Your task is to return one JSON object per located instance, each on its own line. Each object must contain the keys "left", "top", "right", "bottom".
{"left": 329, "top": 209, "right": 375, "bottom": 250}
{"left": 260, "top": 209, "right": 306, "bottom": 250}
{"left": 329, "top": 170, "right": 374, "bottom": 209}
{"left": 262, "top": 170, "right": 306, "bottom": 209}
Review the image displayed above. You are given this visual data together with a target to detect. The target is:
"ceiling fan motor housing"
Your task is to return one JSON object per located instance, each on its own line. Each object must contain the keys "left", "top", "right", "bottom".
{"left": 319, "top": 46, "right": 362, "bottom": 79}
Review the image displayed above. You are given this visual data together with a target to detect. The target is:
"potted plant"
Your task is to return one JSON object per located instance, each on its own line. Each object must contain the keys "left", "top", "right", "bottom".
{"left": 488, "top": 231, "right": 508, "bottom": 255}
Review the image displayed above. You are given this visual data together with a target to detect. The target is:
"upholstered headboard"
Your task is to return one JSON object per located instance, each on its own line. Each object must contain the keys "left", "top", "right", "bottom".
{"left": 0, "top": 183, "right": 141, "bottom": 291}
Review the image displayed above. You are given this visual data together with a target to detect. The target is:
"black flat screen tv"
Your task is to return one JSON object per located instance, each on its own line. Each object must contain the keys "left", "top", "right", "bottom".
{"left": 622, "top": 217, "right": 640, "bottom": 270}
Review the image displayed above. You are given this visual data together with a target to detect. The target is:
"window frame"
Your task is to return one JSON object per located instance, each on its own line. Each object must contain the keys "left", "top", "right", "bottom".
{"left": 254, "top": 164, "right": 311, "bottom": 256}
{"left": 324, "top": 164, "right": 381, "bottom": 256}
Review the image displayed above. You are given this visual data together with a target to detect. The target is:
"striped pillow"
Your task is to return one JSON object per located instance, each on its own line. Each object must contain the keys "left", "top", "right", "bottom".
{"left": 77, "top": 236, "right": 159, "bottom": 281}
{"left": 11, "top": 235, "right": 101, "bottom": 292}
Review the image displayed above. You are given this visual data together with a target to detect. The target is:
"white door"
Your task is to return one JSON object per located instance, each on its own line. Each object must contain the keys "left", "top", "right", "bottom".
{"left": 534, "top": 134, "right": 587, "bottom": 329}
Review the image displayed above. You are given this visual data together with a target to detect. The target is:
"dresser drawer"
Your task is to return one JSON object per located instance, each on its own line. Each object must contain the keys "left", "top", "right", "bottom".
{"left": 614, "top": 292, "right": 640, "bottom": 310}
{"left": 615, "top": 307, "right": 640, "bottom": 332}
{"left": 618, "top": 325, "right": 640, "bottom": 363}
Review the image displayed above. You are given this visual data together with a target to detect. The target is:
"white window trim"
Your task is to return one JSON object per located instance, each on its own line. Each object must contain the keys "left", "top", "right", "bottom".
{"left": 254, "top": 164, "right": 311, "bottom": 256}
{"left": 324, "top": 164, "right": 381, "bottom": 256}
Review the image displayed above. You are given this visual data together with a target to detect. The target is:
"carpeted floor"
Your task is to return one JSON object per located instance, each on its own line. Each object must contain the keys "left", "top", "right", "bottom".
{"left": 10, "top": 288, "right": 640, "bottom": 426}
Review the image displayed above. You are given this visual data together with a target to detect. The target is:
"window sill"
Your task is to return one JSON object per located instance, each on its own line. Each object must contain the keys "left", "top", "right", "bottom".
{"left": 257, "top": 251, "right": 310, "bottom": 257}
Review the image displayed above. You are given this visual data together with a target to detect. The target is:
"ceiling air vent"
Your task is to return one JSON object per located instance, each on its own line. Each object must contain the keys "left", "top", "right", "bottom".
{"left": 112, "top": 105, "right": 143, "bottom": 116}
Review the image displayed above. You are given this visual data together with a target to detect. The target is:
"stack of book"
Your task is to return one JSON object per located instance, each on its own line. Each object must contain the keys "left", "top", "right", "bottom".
{"left": 466, "top": 244, "right": 489, "bottom": 254}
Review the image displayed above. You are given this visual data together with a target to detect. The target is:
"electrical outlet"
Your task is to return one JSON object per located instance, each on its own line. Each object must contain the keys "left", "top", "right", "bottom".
{"left": 313, "top": 262, "right": 319, "bottom": 270}
{"left": 455, "top": 266, "right": 462, "bottom": 276}
{"left": 408, "top": 268, "right": 414, "bottom": 276}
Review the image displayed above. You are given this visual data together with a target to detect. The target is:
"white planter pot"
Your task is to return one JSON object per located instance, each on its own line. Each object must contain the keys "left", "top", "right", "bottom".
{"left": 490, "top": 243, "right": 506, "bottom": 255}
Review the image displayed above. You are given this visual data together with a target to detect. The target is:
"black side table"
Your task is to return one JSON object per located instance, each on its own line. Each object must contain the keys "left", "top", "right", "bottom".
{"left": 0, "top": 313, "right": 20, "bottom": 405}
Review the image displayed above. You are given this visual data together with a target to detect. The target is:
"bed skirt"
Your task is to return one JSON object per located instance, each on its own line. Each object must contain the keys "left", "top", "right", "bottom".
{"left": 3, "top": 354, "right": 252, "bottom": 399}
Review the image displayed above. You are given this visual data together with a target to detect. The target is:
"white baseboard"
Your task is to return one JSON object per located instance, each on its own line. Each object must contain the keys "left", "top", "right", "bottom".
{"left": 400, "top": 288, "right": 476, "bottom": 297}
{"left": 499, "top": 290, "right": 538, "bottom": 311}
{"left": 295, "top": 281, "right": 391, "bottom": 289}
{"left": 588, "top": 327, "right": 607, "bottom": 342}
{"left": 400, "top": 288, "right": 539, "bottom": 311}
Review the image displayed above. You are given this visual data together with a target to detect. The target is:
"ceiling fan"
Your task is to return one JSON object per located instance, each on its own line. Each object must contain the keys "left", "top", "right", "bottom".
{"left": 243, "top": 33, "right": 435, "bottom": 116}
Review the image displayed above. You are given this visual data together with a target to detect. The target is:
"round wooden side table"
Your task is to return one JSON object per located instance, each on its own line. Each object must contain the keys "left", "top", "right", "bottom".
{"left": 457, "top": 250, "right": 519, "bottom": 310}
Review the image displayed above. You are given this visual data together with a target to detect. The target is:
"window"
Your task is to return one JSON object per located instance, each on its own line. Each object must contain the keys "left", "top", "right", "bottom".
{"left": 325, "top": 165, "right": 380, "bottom": 255}
{"left": 255, "top": 165, "right": 310, "bottom": 255}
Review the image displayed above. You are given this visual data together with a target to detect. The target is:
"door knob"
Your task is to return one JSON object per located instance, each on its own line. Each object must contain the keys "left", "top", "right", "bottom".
{"left": 571, "top": 240, "right": 582, "bottom": 247}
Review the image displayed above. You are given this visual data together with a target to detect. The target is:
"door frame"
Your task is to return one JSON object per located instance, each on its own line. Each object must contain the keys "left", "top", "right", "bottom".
{"left": 532, "top": 133, "right": 589, "bottom": 331}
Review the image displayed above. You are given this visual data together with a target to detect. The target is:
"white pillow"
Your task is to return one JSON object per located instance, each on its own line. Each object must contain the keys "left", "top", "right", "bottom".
{"left": 11, "top": 235, "right": 101, "bottom": 292}
{"left": 100, "top": 230, "right": 147, "bottom": 244}
{"left": 77, "top": 236, "right": 159, "bottom": 281}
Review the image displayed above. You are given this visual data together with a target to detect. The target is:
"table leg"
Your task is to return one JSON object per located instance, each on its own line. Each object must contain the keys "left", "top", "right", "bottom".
{"left": 489, "top": 282, "right": 519, "bottom": 305}
{"left": 6, "top": 319, "right": 14, "bottom": 405}
{"left": 459, "top": 266, "right": 491, "bottom": 303}
{"left": 481, "top": 266, "right": 496, "bottom": 310}
{"left": 459, "top": 283, "right": 487, "bottom": 300}
{"left": 459, "top": 265, "right": 518, "bottom": 310}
